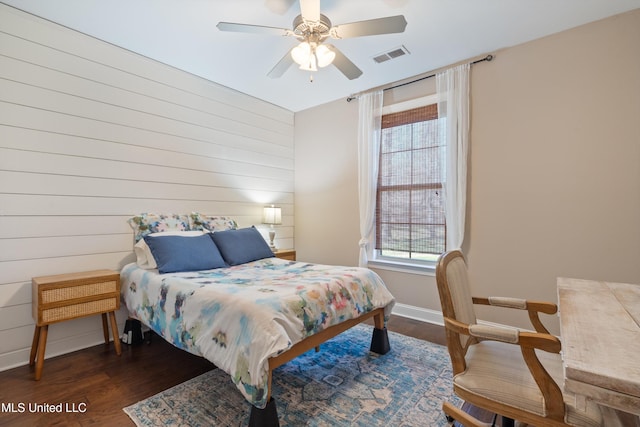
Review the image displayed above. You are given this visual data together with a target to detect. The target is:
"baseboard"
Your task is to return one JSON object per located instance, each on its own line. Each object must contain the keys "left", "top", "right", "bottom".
{"left": 0, "top": 309, "right": 129, "bottom": 373}
{"left": 0, "top": 332, "right": 110, "bottom": 373}
{"left": 391, "top": 303, "right": 444, "bottom": 326}
{"left": 391, "top": 303, "right": 523, "bottom": 333}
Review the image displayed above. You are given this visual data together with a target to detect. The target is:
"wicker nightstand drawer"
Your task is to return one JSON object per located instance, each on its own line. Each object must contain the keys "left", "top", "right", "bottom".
{"left": 33, "top": 269, "right": 120, "bottom": 325}
{"left": 41, "top": 298, "right": 119, "bottom": 324}
{"left": 30, "top": 269, "right": 122, "bottom": 380}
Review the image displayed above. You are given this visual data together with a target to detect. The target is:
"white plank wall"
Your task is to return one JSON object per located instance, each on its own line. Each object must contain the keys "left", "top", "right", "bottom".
{"left": 0, "top": 4, "right": 295, "bottom": 371}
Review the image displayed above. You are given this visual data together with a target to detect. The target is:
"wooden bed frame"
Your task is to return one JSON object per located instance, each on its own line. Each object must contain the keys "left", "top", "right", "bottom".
{"left": 248, "top": 307, "right": 390, "bottom": 427}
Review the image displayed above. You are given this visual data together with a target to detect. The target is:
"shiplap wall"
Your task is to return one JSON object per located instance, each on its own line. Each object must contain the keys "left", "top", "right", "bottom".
{"left": 0, "top": 4, "right": 294, "bottom": 371}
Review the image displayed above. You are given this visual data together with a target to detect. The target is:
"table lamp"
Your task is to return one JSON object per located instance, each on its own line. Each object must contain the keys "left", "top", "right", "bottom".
{"left": 262, "top": 205, "right": 282, "bottom": 250}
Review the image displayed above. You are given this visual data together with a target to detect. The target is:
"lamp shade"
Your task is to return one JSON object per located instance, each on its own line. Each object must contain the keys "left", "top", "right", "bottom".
{"left": 292, "top": 41, "right": 334, "bottom": 72}
{"left": 291, "top": 42, "right": 311, "bottom": 66}
{"left": 262, "top": 205, "right": 282, "bottom": 225}
{"left": 315, "top": 44, "right": 335, "bottom": 68}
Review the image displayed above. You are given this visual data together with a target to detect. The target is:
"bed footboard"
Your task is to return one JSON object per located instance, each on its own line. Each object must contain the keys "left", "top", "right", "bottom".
{"left": 249, "top": 307, "right": 390, "bottom": 427}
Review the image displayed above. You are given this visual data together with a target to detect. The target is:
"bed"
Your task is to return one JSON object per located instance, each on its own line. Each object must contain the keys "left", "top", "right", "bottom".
{"left": 120, "top": 213, "right": 396, "bottom": 426}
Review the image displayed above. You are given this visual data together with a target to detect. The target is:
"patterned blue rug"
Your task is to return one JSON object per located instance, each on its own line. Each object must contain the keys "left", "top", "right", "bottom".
{"left": 123, "top": 324, "right": 461, "bottom": 426}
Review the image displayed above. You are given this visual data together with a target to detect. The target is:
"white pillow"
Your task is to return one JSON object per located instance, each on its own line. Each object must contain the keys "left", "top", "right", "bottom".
{"left": 134, "top": 230, "right": 207, "bottom": 269}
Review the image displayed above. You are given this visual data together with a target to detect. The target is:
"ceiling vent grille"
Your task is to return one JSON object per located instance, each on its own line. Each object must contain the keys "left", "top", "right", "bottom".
{"left": 373, "top": 45, "right": 410, "bottom": 64}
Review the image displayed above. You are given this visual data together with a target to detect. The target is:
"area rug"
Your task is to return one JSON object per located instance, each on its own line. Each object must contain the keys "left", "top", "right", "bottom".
{"left": 123, "top": 324, "right": 462, "bottom": 426}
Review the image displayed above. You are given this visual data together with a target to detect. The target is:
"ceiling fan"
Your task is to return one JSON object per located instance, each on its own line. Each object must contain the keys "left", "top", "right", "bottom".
{"left": 216, "top": 0, "right": 407, "bottom": 80}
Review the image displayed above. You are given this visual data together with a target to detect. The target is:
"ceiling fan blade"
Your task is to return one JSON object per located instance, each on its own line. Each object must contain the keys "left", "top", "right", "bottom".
{"left": 327, "top": 45, "right": 363, "bottom": 80}
{"left": 299, "top": 0, "right": 320, "bottom": 22}
{"left": 267, "top": 50, "right": 295, "bottom": 78}
{"left": 330, "top": 15, "right": 407, "bottom": 39}
{"left": 217, "top": 21, "right": 292, "bottom": 36}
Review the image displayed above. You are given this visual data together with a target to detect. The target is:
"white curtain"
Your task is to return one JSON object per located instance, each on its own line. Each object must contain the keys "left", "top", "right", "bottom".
{"left": 357, "top": 90, "right": 383, "bottom": 267}
{"left": 437, "top": 63, "right": 470, "bottom": 251}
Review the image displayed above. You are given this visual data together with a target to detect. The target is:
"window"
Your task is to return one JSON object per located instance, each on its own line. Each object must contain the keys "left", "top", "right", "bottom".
{"left": 375, "top": 102, "right": 446, "bottom": 263}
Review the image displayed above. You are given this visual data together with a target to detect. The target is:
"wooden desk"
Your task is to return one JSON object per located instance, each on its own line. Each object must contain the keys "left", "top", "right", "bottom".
{"left": 557, "top": 277, "right": 640, "bottom": 416}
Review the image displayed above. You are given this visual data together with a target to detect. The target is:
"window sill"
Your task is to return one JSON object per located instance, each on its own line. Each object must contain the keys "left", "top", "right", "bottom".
{"left": 367, "top": 259, "right": 436, "bottom": 276}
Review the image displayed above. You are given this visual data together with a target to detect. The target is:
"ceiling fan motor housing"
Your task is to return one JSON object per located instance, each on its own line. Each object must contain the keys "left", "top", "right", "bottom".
{"left": 293, "top": 13, "right": 332, "bottom": 38}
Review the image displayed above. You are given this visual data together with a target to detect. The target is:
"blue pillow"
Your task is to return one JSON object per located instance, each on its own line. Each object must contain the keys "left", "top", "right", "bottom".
{"left": 144, "top": 234, "right": 227, "bottom": 274}
{"left": 210, "top": 226, "right": 274, "bottom": 266}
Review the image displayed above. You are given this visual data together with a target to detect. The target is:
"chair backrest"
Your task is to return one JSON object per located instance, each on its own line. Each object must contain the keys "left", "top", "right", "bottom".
{"left": 436, "top": 250, "right": 477, "bottom": 373}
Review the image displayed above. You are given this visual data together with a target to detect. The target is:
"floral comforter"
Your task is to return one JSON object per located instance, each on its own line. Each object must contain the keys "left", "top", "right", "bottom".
{"left": 120, "top": 258, "right": 395, "bottom": 408}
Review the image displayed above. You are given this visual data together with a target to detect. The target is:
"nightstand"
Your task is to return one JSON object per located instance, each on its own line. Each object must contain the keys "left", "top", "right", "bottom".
{"left": 30, "top": 269, "right": 122, "bottom": 380}
{"left": 274, "top": 249, "right": 296, "bottom": 261}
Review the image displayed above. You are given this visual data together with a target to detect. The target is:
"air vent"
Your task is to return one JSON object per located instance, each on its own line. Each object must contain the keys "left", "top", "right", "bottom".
{"left": 372, "top": 45, "right": 410, "bottom": 64}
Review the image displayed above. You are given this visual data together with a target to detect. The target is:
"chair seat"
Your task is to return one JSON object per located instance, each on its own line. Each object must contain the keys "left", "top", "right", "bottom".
{"left": 454, "top": 340, "right": 603, "bottom": 427}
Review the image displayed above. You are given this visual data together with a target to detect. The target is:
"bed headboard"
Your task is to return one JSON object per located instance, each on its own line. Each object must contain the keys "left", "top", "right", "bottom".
{"left": 127, "top": 212, "right": 237, "bottom": 242}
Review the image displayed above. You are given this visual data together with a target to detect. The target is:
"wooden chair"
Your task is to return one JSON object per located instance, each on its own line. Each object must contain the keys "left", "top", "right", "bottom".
{"left": 435, "top": 250, "right": 603, "bottom": 427}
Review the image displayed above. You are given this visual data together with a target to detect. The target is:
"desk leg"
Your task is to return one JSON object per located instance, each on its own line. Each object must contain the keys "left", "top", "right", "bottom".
{"left": 109, "top": 311, "right": 122, "bottom": 356}
{"left": 29, "top": 326, "right": 41, "bottom": 366}
{"left": 34, "top": 325, "right": 48, "bottom": 380}
{"left": 101, "top": 313, "right": 109, "bottom": 344}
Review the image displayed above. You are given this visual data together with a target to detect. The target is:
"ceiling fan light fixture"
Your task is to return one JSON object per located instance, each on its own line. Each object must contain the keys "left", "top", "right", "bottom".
{"left": 292, "top": 41, "right": 335, "bottom": 71}
{"left": 315, "top": 44, "right": 335, "bottom": 67}
{"left": 219, "top": 4, "right": 406, "bottom": 81}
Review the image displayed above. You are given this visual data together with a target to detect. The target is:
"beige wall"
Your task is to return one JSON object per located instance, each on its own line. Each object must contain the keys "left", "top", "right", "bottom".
{"left": 294, "top": 99, "right": 360, "bottom": 266}
{"left": 294, "top": 9, "right": 640, "bottom": 334}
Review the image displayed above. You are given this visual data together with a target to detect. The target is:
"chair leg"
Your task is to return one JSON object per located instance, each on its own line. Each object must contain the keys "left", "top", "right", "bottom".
{"left": 442, "top": 402, "right": 494, "bottom": 427}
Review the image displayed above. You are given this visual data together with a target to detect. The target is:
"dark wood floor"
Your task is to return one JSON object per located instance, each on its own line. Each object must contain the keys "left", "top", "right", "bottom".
{"left": 0, "top": 316, "right": 496, "bottom": 426}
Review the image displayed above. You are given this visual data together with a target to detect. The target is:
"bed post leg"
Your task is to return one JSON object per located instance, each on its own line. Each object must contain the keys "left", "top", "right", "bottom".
{"left": 370, "top": 327, "right": 390, "bottom": 354}
{"left": 248, "top": 397, "right": 279, "bottom": 427}
{"left": 370, "top": 310, "right": 390, "bottom": 354}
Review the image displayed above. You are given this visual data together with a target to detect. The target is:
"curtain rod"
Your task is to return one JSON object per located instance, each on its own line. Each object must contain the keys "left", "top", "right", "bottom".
{"left": 346, "top": 54, "right": 494, "bottom": 102}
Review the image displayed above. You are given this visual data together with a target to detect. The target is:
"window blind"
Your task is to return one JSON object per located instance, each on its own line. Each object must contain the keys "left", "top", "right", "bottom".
{"left": 376, "top": 104, "right": 446, "bottom": 258}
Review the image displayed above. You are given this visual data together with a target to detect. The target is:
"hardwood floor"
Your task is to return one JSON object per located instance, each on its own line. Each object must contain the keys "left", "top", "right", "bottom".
{"left": 0, "top": 316, "right": 495, "bottom": 426}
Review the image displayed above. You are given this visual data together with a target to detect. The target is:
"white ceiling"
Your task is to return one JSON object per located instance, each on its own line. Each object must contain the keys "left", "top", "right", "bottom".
{"left": 3, "top": 0, "right": 639, "bottom": 112}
